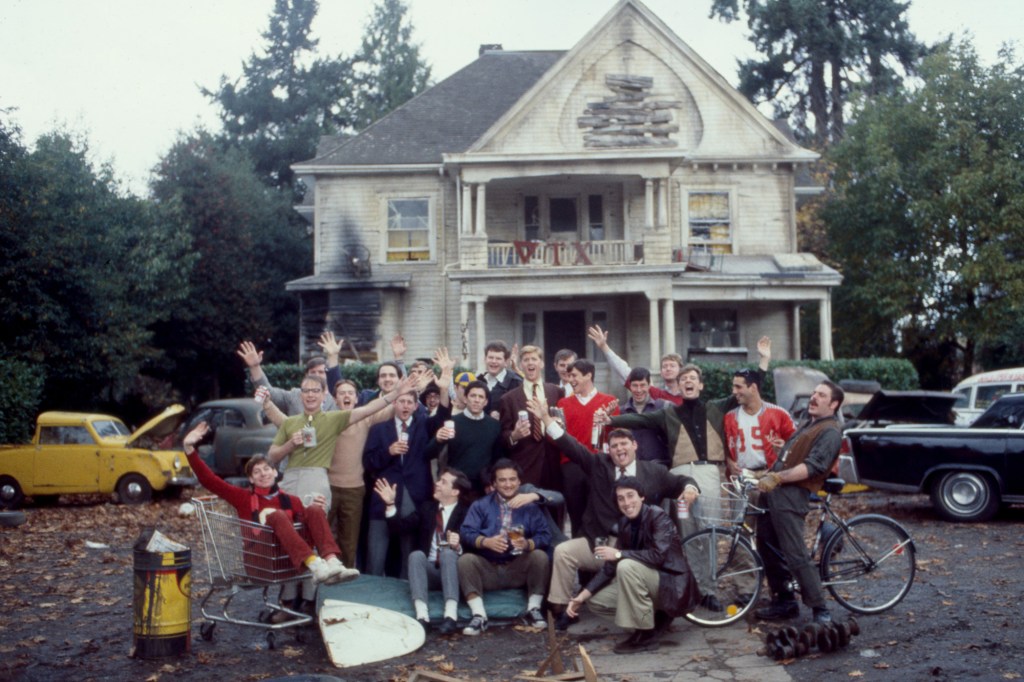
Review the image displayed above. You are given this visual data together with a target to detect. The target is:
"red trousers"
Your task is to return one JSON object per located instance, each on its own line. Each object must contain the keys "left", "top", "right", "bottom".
{"left": 265, "top": 506, "right": 341, "bottom": 570}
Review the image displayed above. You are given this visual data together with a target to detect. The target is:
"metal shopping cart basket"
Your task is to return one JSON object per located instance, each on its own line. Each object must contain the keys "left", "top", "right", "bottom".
{"left": 194, "top": 496, "right": 313, "bottom": 647}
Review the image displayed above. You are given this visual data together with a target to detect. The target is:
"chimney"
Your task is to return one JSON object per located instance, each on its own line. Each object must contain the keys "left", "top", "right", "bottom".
{"left": 479, "top": 44, "right": 503, "bottom": 56}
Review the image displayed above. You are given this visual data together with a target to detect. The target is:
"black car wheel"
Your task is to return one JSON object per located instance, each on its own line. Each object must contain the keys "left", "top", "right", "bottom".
{"left": 931, "top": 471, "right": 999, "bottom": 522}
{"left": 116, "top": 474, "right": 153, "bottom": 505}
{"left": 0, "top": 475, "right": 24, "bottom": 510}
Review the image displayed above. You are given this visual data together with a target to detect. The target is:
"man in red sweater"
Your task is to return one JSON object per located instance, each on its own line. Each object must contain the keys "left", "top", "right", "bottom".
{"left": 183, "top": 422, "right": 358, "bottom": 585}
{"left": 556, "top": 359, "right": 618, "bottom": 534}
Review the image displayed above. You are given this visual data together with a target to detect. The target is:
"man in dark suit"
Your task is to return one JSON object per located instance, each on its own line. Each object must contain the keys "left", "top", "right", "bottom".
{"left": 498, "top": 345, "right": 563, "bottom": 492}
{"left": 374, "top": 467, "right": 472, "bottom": 635}
{"left": 363, "top": 391, "right": 438, "bottom": 577}
{"left": 526, "top": 398, "right": 698, "bottom": 630}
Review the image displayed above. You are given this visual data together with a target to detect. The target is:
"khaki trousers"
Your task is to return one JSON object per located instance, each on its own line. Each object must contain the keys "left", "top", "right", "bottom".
{"left": 328, "top": 484, "right": 364, "bottom": 568}
{"left": 548, "top": 536, "right": 617, "bottom": 605}
{"left": 587, "top": 559, "right": 661, "bottom": 630}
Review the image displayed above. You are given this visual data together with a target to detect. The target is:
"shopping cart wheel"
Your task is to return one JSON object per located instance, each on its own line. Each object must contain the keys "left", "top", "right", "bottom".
{"left": 293, "top": 628, "right": 307, "bottom": 644}
{"left": 200, "top": 622, "right": 216, "bottom": 641}
{"left": 266, "top": 631, "right": 277, "bottom": 650}
{"left": 258, "top": 609, "right": 273, "bottom": 623}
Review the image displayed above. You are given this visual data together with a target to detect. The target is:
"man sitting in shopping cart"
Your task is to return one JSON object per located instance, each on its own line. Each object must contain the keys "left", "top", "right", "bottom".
{"left": 184, "top": 422, "right": 359, "bottom": 585}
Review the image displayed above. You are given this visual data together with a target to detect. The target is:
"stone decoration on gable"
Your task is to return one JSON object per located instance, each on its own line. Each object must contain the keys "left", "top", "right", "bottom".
{"left": 577, "top": 74, "right": 682, "bottom": 148}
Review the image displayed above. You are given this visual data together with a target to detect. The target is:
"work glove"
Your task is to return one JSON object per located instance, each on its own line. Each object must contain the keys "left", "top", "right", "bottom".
{"left": 757, "top": 472, "right": 782, "bottom": 493}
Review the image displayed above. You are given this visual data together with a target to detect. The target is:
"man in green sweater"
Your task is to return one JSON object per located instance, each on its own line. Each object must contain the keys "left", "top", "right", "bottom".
{"left": 427, "top": 381, "right": 502, "bottom": 499}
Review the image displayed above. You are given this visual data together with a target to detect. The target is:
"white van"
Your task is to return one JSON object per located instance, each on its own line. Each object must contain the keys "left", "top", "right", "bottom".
{"left": 951, "top": 367, "right": 1024, "bottom": 425}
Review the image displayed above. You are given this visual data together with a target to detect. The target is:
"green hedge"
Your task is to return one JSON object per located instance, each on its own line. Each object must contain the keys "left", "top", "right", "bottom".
{"left": 695, "top": 358, "right": 919, "bottom": 404}
{"left": 254, "top": 362, "right": 469, "bottom": 394}
{"left": 0, "top": 358, "right": 45, "bottom": 443}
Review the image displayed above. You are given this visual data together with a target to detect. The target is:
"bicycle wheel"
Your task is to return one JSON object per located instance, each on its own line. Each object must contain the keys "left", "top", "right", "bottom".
{"left": 682, "top": 527, "right": 763, "bottom": 627}
{"left": 820, "top": 514, "right": 916, "bottom": 614}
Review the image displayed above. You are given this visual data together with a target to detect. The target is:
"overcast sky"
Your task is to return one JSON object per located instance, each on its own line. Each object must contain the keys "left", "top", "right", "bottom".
{"left": 1, "top": 0, "right": 1019, "bottom": 195}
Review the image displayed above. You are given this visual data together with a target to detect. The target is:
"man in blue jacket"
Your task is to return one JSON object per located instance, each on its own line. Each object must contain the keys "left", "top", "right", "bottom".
{"left": 458, "top": 459, "right": 551, "bottom": 635}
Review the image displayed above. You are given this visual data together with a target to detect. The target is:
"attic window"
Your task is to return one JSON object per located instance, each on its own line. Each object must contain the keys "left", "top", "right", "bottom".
{"left": 386, "top": 197, "right": 432, "bottom": 262}
{"left": 687, "top": 192, "right": 732, "bottom": 255}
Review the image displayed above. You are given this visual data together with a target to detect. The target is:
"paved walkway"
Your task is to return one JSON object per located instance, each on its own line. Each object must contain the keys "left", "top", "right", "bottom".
{"left": 566, "top": 613, "right": 792, "bottom": 682}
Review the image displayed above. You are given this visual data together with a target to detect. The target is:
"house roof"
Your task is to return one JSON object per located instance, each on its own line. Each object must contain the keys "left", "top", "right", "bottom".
{"left": 295, "top": 50, "right": 565, "bottom": 168}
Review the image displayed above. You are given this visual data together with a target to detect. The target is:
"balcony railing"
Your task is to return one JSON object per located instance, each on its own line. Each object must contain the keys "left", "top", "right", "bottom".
{"left": 486, "top": 239, "right": 642, "bottom": 268}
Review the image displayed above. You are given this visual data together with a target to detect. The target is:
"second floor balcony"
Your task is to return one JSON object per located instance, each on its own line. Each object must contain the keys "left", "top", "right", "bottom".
{"left": 486, "top": 239, "right": 643, "bottom": 268}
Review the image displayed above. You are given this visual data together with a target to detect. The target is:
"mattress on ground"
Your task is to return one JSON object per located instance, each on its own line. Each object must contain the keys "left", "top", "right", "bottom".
{"left": 317, "top": 574, "right": 528, "bottom": 623}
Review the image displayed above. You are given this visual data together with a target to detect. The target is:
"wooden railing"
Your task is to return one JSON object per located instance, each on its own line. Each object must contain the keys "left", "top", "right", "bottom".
{"left": 486, "top": 240, "right": 642, "bottom": 268}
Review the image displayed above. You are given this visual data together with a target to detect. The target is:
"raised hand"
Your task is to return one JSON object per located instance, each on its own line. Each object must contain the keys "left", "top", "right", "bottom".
{"left": 318, "top": 331, "right": 343, "bottom": 358}
{"left": 587, "top": 324, "right": 609, "bottom": 350}
{"left": 390, "top": 333, "right": 407, "bottom": 360}
{"left": 373, "top": 478, "right": 397, "bottom": 506}
{"left": 236, "top": 341, "right": 263, "bottom": 368}
{"left": 183, "top": 422, "right": 210, "bottom": 451}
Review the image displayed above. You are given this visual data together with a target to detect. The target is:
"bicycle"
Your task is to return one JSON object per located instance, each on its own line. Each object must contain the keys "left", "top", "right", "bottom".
{"left": 682, "top": 475, "right": 916, "bottom": 627}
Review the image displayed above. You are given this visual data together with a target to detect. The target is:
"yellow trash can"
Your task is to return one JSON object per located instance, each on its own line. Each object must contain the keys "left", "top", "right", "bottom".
{"left": 132, "top": 546, "right": 191, "bottom": 658}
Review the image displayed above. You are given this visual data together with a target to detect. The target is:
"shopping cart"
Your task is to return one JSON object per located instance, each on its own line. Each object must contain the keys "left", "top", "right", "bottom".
{"left": 194, "top": 496, "right": 314, "bottom": 648}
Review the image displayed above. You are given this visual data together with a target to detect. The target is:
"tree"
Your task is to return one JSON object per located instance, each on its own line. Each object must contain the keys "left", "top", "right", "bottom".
{"left": 349, "top": 0, "right": 432, "bottom": 131}
{"left": 202, "top": 0, "right": 355, "bottom": 195}
{"left": 0, "top": 118, "right": 192, "bottom": 409}
{"left": 824, "top": 41, "right": 1024, "bottom": 385}
{"left": 150, "top": 131, "right": 308, "bottom": 400}
{"left": 710, "top": 0, "right": 926, "bottom": 145}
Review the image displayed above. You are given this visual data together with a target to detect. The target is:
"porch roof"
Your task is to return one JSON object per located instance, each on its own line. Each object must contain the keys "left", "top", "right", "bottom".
{"left": 294, "top": 50, "right": 564, "bottom": 169}
{"left": 285, "top": 272, "right": 412, "bottom": 292}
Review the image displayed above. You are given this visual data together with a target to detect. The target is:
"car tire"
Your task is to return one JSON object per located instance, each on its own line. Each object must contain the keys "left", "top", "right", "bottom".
{"left": 930, "top": 471, "right": 999, "bottom": 522}
{"left": 0, "top": 475, "right": 25, "bottom": 510}
{"left": 0, "top": 510, "right": 26, "bottom": 528}
{"left": 116, "top": 474, "right": 153, "bottom": 505}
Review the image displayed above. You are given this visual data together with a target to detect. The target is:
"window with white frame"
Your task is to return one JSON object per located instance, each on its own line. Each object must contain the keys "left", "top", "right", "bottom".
{"left": 386, "top": 197, "right": 432, "bottom": 262}
{"left": 689, "top": 309, "right": 739, "bottom": 349}
{"left": 687, "top": 191, "right": 732, "bottom": 254}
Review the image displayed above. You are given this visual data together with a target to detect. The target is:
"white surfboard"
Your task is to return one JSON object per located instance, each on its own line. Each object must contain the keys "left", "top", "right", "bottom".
{"left": 319, "top": 598, "right": 426, "bottom": 668}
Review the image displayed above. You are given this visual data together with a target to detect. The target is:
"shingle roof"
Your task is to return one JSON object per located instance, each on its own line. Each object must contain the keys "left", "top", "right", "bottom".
{"left": 296, "top": 50, "right": 565, "bottom": 168}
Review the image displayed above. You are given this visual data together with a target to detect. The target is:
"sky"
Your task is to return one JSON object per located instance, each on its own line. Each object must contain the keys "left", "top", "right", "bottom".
{"left": 1, "top": 0, "right": 1020, "bottom": 195}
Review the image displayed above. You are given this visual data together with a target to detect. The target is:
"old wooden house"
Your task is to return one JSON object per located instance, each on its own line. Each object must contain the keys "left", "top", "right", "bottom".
{"left": 289, "top": 0, "right": 841, "bottom": 383}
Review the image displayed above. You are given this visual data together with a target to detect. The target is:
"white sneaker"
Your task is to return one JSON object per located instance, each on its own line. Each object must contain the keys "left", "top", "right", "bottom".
{"left": 324, "top": 556, "right": 360, "bottom": 584}
{"left": 307, "top": 557, "right": 338, "bottom": 584}
{"left": 463, "top": 615, "right": 488, "bottom": 636}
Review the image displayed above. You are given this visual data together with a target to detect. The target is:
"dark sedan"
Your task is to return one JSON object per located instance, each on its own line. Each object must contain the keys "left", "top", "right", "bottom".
{"left": 181, "top": 399, "right": 277, "bottom": 476}
{"left": 843, "top": 392, "right": 1024, "bottom": 522}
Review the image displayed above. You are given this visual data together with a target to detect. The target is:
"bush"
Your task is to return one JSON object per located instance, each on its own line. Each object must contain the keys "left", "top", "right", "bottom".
{"left": 696, "top": 358, "right": 919, "bottom": 404}
{"left": 0, "top": 358, "right": 45, "bottom": 443}
{"left": 253, "top": 361, "right": 469, "bottom": 395}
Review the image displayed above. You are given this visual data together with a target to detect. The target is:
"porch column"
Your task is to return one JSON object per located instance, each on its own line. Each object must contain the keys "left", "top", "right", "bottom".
{"left": 649, "top": 297, "right": 661, "bottom": 369}
{"left": 460, "top": 300, "right": 471, "bottom": 361}
{"left": 461, "top": 183, "right": 473, "bottom": 234}
{"left": 819, "top": 294, "right": 834, "bottom": 361}
{"left": 644, "top": 179, "right": 655, "bottom": 230}
{"left": 475, "top": 182, "right": 487, "bottom": 237}
{"left": 791, "top": 303, "right": 802, "bottom": 361}
{"left": 475, "top": 299, "right": 488, "bottom": 370}
{"left": 662, "top": 298, "right": 676, "bottom": 355}
{"left": 656, "top": 178, "right": 669, "bottom": 230}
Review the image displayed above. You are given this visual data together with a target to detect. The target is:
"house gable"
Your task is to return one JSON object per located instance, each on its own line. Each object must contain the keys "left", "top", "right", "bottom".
{"left": 466, "top": 0, "right": 810, "bottom": 162}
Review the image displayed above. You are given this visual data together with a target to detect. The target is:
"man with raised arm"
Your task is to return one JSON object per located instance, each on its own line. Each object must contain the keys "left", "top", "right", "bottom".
{"left": 525, "top": 397, "right": 697, "bottom": 631}
{"left": 587, "top": 325, "right": 683, "bottom": 404}
{"left": 755, "top": 381, "right": 844, "bottom": 626}
{"left": 237, "top": 337, "right": 338, "bottom": 415}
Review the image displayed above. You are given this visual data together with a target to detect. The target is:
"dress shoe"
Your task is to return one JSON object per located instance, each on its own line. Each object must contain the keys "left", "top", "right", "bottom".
{"left": 614, "top": 628, "right": 659, "bottom": 654}
{"left": 438, "top": 617, "right": 458, "bottom": 635}
{"left": 755, "top": 600, "right": 800, "bottom": 621}
{"left": 653, "top": 610, "right": 673, "bottom": 634}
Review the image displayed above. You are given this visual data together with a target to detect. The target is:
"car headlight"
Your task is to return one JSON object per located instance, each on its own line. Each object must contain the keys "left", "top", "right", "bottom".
{"left": 174, "top": 455, "right": 183, "bottom": 471}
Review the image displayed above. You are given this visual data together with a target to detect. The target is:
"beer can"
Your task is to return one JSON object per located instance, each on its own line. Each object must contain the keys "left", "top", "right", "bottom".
{"left": 518, "top": 410, "right": 529, "bottom": 422}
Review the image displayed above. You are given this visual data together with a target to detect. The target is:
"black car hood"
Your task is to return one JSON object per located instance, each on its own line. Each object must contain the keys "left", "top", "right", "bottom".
{"left": 852, "top": 390, "right": 958, "bottom": 425}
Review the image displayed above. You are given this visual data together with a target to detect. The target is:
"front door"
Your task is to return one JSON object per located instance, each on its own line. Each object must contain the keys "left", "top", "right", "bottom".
{"left": 543, "top": 310, "right": 586, "bottom": 384}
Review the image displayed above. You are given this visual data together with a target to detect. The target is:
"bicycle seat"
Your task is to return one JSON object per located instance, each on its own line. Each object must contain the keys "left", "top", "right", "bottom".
{"left": 822, "top": 478, "right": 846, "bottom": 494}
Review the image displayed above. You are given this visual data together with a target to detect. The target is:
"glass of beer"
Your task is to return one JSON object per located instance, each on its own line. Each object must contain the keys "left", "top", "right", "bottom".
{"left": 508, "top": 524, "right": 525, "bottom": 555}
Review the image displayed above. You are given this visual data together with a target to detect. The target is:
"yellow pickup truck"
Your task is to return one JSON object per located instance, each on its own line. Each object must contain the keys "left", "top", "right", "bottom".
{"left": 0, "top": 406, "right": 197, "bottom": 509}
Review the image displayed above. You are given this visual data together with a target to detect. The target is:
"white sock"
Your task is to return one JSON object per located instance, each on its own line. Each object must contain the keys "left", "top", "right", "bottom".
{"left": 414, "top": 600, "right": 429, "bottom": 621}
{"left": 444, "top": 599, "right": 458, "bottom": 621}
{"left": 528, "top": 594, "right": 544, "bottom": 611}
{"left": 468, "top": 596, "right": 486, "bottom": 618}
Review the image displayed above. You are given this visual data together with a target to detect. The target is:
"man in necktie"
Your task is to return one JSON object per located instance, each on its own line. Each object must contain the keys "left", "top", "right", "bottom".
{"left": 498, "top": 345, "right": 563, "bottom": 492}
{"left": 523, "top": 398, "right": 698, "bottom": 631}
{"left": 375, "top": 468, "right": 472, "bottom": 635}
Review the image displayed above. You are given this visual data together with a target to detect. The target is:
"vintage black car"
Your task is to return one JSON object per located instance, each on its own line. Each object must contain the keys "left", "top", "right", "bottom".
{"left": 180, "top": 399, "right": 277, "bottom": 476}
{"left": 843, "top": 392, "right": 1024, "bottom": 522}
